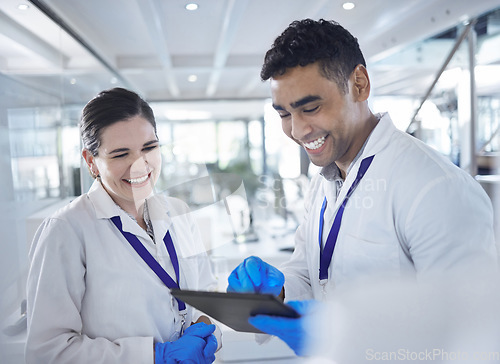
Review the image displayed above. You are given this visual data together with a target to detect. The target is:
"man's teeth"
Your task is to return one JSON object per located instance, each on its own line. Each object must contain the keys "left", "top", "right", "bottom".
{"left": 126, "top": 175, "right": 149, "bottom": 184}
{"left": 303, "top": 136, "right": 326, "bottom": 150}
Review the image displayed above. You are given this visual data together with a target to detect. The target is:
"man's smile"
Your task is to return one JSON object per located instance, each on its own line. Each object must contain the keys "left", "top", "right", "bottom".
{"left": 303, "top": 135, "right": 327, "bottom": 150}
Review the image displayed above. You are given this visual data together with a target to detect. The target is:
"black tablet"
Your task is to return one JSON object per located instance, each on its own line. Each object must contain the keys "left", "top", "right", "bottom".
{"left": 170, "top": 289, "right": 300, "bottom": 333}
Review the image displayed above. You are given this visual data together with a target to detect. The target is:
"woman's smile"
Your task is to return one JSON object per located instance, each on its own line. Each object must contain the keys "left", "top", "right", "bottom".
{"left": 123, "top": 172, "right": 152, "bottom": 186}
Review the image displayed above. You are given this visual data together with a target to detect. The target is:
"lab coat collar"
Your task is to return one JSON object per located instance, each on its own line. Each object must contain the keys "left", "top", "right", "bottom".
{"left": 87, "top": 181, "right": 174, "bottom": 237}
{"left": 325, "top": 112, "right": 394, "bottom": 210}
{"left": 360, "top": 112, "right": 395, "bottom": 158}
{"left": 320, "top": 112, "right": 393, "bottom": 179}
{"left": 87, "top": 180, "right": 121, "bottom": 220}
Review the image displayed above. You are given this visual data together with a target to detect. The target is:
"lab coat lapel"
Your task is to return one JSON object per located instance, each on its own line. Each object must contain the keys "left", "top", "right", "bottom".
{"left": 87, "top": 180, "right": 153, "bottom": 240}
{"left": 119, "top": 214, "right": 150, "bottom": 240}
{"left": 146, "top": 193, "right": 182, "bottom": 284}
{"left": 147, "top": 193, "right": 174, "bottom": 243}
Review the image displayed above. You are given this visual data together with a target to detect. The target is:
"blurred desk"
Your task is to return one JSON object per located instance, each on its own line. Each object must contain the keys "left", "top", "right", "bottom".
{"left": 206, "top": 206, "right": 295, "bottom": 290}
{"left": 215, "top": 330, "right": 304, "bottom": 363}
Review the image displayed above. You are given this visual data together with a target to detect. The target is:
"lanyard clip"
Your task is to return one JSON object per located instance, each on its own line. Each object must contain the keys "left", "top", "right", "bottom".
{"left": 179, "top": 311, "right": 188, "bottom": 335}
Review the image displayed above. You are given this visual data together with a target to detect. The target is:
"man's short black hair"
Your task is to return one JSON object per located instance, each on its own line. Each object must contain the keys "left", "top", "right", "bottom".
{"left": 261, "top": 19, "right": 366, "bottom": 93}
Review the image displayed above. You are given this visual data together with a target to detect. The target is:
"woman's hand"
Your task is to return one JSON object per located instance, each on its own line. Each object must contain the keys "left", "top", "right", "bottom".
{"left": 154, "top": 322, "right": 217, "bottom": 363}
{"left": 193, "top": 315, "right": 212, "bottom": 325}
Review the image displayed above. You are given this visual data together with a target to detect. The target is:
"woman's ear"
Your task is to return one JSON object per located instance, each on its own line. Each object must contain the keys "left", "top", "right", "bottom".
{"left": 82, "top": 149, "right": 99, "bottom": 178}
{"left": 352, "top": 65, "right": 371, "bottom": 102}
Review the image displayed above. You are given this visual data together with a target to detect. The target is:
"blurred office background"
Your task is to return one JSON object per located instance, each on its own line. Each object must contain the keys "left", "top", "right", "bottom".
{"left": 1, "top": 0, "right": 500, "bottom": 362}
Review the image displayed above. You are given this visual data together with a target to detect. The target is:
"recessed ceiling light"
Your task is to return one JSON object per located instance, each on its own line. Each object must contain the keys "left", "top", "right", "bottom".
{"left": 70, "top": 78, "right": 77, "bottom": 85}
{"left": 342, "top": 2, "right": 355, "bottom": 10}
{"left": 164, "top": 109, "right": 212, "bottom": 120}
{"left": 185, "top": 3, "right": 198, "bottom": 11}
{"left": 188, "top": 74, "right": 198, "bottom": 82}
{"left": 18, "top": 4, "right": 30, "bottom": 10}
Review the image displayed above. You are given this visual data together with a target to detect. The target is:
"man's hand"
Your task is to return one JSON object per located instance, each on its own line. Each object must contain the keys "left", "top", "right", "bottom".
{"left": 249, "top": 300, "right": 320, "bottom": 356}
{"left": 227, "top": 256, "right": 284, "bottom": 296}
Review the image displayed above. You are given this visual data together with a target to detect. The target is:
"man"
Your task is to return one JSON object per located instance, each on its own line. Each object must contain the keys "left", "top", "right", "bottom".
{"left": 227, "top": 19, "right": 498, "bottom": 355}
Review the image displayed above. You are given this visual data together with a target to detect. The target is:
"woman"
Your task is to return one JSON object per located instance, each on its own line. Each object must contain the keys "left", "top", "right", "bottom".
{"left": 26, "top": 88, "right": 220, "bottom": 364}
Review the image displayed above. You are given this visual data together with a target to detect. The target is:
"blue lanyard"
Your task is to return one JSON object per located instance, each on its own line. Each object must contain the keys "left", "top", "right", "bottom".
{"left": 318, "top": 155, "right": 375, "bottom": 281}
{"left": 110, "top": 216, "right": 186, "bottom": 311}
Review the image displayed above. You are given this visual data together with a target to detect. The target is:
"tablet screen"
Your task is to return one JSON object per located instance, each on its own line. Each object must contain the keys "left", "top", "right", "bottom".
{"left": 170, "top": 289, "right": 300, "bottom": 333}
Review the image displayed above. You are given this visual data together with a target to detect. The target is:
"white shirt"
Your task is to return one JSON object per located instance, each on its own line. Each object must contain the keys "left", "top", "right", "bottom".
{"left": 281, "top": 113, "right": 498, "bottom": 301}
{"left": 26, "top": 181, "right": 217, "bottom": 364}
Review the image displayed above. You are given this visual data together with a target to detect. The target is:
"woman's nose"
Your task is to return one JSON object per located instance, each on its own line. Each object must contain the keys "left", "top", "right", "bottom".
{"left": 131, "top": 155, "right": 149, "bottom": 173}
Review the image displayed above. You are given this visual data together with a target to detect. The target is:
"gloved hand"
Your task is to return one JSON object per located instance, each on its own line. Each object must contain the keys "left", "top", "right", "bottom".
{"left": 227, "top": 256, "right": 284, "bottom": 296}
{"left": 248, "top": 300, "right": 319, "bottom": 356}
{"left": 155, "top": 322, "right": 217, "bottom": 364}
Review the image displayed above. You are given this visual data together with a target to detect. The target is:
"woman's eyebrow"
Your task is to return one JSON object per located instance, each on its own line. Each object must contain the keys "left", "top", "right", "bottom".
{"left": 107, "top": 140, "right": 158, "bottom": 154}
{"left": 144, "top": 140, "right": 159, "bottom": 146}
{"left": 108, "top": 147, "right": 129, "bottom": 154}
{"left": 108, "top": 139, "right": 159, "bottom": 154}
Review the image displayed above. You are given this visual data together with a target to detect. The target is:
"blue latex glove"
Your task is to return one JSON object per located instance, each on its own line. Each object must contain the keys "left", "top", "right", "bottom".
{"left": 155, "top": 322, "right": 217, "bottom": 364}
{"left": 248, "top": 300, "right": 318, "bottom": 356}
{"left": 227, "top": 256, "right": 284, "bottom": 296}
{"left": 202, "top": 332, "right": 218, "bottom": 362}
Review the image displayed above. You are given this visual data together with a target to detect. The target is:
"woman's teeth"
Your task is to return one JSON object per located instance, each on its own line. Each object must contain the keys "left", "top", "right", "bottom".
{"left": 126, "top": 174, "right": 149, "bottom": 184}
{"left": 303, "top": 136, "right": 326, "bottom": 150}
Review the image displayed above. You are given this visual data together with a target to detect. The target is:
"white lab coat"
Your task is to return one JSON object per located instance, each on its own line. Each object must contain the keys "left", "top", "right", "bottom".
{"left": 26, "top": 181, "right": 217, "bottom": 364}
{"left": 281, "top": 113, "right": 498, "bottom": 302}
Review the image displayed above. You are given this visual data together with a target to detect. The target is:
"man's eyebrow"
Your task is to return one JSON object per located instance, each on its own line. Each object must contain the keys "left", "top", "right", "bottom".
{"left": 290, "top": 95, "right": 322, "bottom": 109}
{"left": 273, "top": 95, "right": 322, "bottom": 112}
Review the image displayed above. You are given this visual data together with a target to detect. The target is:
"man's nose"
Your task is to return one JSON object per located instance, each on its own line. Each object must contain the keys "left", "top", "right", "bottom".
{"left": 290, "top": 114, "right": 312, "bottom": 141}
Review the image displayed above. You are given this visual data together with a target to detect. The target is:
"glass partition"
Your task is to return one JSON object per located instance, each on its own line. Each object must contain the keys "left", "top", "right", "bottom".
{"left": 0, "top": 10, "right": 124, "bottom": 321}
{"left": 371, "top": 7, "right": 500, "bottom": 174}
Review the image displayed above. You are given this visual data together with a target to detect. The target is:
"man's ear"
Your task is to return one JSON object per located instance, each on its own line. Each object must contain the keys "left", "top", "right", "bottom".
{"left": 351, "top": 65, "right": 371, "bottom": 102}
